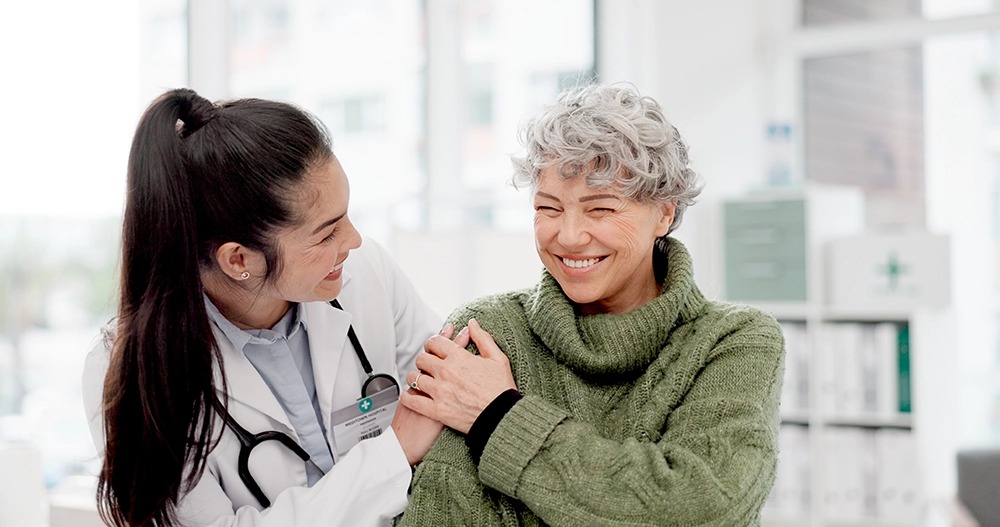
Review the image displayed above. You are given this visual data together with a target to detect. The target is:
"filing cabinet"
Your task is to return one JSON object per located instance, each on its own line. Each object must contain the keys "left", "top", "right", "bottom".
{"left": 722, "top": 186, "right": 865, "bottom": 303}
{"left": 725, "top": 199, "right": 808, "bottom": 301}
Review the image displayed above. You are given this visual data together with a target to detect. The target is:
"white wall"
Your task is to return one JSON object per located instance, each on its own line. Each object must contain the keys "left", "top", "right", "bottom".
{"left": 597, "top": 0, "right": 796, "bottom": 299}
{"left": 925, "top": 32, "right": 997, "bottom": 451}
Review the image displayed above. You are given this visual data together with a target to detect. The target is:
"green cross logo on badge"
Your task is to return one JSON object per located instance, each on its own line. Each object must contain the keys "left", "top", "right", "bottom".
{"left": 358, "top": 397, "right": 373, "bottom": 413}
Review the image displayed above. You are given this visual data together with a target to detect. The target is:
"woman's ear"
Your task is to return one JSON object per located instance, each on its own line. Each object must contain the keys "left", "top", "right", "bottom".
{"left": 215, "top": 242, "right": 264, "bottom": 281}
{"left": 654, "top": 201, "right": 677, "bottom": 238}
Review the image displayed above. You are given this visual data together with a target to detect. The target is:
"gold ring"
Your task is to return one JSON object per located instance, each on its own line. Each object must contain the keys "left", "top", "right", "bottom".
{"left": 410, "top": 372, "right": 423, "bottom": 390}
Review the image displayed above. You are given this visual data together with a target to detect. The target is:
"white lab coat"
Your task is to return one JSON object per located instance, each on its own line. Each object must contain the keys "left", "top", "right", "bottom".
{"left": 82, "top": 238, "right": 443, "bottom": 526}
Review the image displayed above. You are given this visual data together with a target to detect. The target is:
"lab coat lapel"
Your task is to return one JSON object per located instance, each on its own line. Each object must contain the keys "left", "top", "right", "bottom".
{"left": 305, "top": 269, "right": 356, "bottom": 440}
{"left": 213, "top": 327, "right": 294, "bottom": 432}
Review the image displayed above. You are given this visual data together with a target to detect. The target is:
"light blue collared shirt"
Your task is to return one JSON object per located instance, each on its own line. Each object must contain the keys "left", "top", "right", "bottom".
{"left": 205, "top": 297, "right": 335, "bottom": 485}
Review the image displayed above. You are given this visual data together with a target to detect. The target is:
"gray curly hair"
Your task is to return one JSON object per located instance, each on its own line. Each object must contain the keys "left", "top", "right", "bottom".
{"left": 512, "top": 83, "right": 703, "bottom": 233}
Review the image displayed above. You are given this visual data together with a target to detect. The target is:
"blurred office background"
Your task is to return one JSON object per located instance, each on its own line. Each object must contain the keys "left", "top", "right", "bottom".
{"left": 1, "top": 0, "right": 999, "bottom": 525}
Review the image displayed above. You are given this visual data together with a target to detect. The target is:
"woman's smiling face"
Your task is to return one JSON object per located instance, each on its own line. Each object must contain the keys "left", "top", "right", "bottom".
{"left": 532, "top": 166, "right": 675, "bottom": 315}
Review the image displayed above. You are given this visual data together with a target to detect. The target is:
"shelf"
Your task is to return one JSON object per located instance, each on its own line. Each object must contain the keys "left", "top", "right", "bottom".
{"left": 762, "top": 516, "right": 814, "bottom": 527}
{"left": 820, "top": 414, "right": 913, "bottom": 429}
{"left": 763, "top": 513, "right": 926, "bottom": 527}
{"left": 744, "top": 302, "right": 812, "bottom": 320}
{"left": 822, "top": 520, "right": 920, "bottom": 527}
{"left": 726, "top": 192, "right": 939, "bottom": 527}
{"left": 745, "top": 302, "right": 915, "bottom": 322}
{"left": 780, "top": 412, "right": 811, "bottom": 425}
{"left": 819, "top": 306, "right": 914, "bottom": 322}
{"left": 780, "top": 414, "right": 914, "bottom": 429}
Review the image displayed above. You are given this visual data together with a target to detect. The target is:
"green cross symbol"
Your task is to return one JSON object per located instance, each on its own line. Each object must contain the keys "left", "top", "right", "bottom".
{"left": 358, "top": 397, "right": 373, "bottom": 413}
{"left": 877, "top": 252, "right": 908, "bottom": 291}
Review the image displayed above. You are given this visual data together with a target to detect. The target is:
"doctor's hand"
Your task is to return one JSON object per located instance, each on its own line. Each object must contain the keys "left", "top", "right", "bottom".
{"left": 391, "top": 401, "right": 443, "bottom": 466}
{"left": 389, "top": 322, "right": 466, "bottom": 466}
{"left": 400, "top": 319, "right": 517, "bottom": 434}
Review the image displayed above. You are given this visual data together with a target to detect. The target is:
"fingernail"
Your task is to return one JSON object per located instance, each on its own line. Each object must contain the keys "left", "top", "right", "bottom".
{"left": 440, "top": 322, "right": 453, "bottom": 335}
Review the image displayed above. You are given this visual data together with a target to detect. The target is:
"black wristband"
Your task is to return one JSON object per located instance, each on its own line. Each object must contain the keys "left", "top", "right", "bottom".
{"left": 465, "top": 388, "right": 522, "bottom": 464}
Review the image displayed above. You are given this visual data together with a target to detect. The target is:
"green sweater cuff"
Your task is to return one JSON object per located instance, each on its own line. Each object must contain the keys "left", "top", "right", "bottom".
{"left": 478, "top": 395, "right": 568, "bottom": 496}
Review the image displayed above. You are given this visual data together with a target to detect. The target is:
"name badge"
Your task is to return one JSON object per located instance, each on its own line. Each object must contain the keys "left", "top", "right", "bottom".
{"left": 330, "top": 385, "right": 399, "bottom": 457}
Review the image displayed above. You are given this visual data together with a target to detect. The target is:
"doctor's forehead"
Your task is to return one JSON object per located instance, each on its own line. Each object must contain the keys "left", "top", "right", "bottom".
{"left": 293, "top": 158, "right": 351, "bottom": 222}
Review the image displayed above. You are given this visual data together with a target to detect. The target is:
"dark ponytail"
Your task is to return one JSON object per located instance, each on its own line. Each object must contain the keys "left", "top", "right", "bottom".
{"left": 97, "top": 88, "right": 332, "bottom": 526}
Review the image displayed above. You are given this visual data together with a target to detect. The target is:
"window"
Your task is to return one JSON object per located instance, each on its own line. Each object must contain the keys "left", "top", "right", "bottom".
{"left": 0, "top": 0, "right": 595, "bottom": 500}
{"left": 0, "top": 0, "right": 187, "bottom": 492}
{"left": 804, "top": 46, "right": 926, "bottom": 228}
{"left": 319, "top": 96, "right": 387, "bottom": 135}
{"left": 802, "top": 0, "right": 1000, "bottom": 26}
{"left": 223, "top": 0, "right": 595, "bottom": 255}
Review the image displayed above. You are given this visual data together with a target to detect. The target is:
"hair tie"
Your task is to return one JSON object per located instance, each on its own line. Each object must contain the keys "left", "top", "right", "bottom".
{"left": 179, "top": 94, "right": 218, "bottom": 138}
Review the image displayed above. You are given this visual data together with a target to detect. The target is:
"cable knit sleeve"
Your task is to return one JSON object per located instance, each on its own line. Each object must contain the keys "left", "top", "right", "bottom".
{"left": 476, "top": 312, "right": 784, "bottom": 526}
{"left": 398, "top": 286, "right": 785, "bottom": 526}
{"left": 396, "top": 430, "right": 508, "bottom": 527}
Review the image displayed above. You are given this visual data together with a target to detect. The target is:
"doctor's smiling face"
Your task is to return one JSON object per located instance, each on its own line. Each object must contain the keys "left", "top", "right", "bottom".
{"left": 533, "top": 165, "right": 675, "bottom": 315}
{"left": 268, "top": 155, "right": 362, "bottom": 304}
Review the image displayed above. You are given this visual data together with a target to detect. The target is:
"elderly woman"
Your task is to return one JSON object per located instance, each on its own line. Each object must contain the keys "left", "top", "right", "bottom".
{"left": 397, "top": 84, "right": 785, "bottom": 526}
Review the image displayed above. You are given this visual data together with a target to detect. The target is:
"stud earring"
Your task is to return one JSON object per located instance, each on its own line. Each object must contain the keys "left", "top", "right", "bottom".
{"left": 239, "top": 271, "right": 251, "bottom": 280}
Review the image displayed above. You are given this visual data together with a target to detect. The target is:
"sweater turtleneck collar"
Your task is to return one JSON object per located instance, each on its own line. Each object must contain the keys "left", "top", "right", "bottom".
{"left": 522, "top": 237, "right": 706, "bottom": 380}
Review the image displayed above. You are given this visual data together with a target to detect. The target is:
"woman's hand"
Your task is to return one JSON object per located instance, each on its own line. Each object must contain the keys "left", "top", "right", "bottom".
{"left": 400, "top": 319, "right": 517, "bottom": 434}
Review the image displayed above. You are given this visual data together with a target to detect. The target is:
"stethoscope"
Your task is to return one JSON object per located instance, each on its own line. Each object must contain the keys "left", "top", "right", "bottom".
{"left": 222, "top": 299, "right": 400, "bottom": 508}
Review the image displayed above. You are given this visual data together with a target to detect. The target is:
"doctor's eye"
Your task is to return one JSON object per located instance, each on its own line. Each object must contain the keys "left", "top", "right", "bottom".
{"left": 320, "top": 225, "right": 340, "bottom": 243}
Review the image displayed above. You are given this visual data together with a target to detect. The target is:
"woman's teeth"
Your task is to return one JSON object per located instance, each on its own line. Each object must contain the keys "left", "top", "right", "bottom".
{"left": 562, "top": 257, "right": 600, "bottom": 269}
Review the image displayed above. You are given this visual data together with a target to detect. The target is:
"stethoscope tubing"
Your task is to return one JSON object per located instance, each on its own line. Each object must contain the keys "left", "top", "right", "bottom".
{"left": 220, "top": 298, "right": 398, "bottom": 508}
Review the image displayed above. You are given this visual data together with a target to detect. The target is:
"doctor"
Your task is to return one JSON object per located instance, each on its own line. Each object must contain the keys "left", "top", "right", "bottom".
{"left": 82, "top": 88, "right": 451, "bottom": 527}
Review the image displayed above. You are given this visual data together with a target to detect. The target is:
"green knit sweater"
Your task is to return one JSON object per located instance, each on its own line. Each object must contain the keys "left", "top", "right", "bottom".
{"left": 398, "top": 238, "right": 785, "bottom": 527}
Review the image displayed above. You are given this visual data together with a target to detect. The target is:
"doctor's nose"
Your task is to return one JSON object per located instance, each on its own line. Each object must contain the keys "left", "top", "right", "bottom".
{"left": 343, "top": 217, "right": 363, "bottom": 251}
